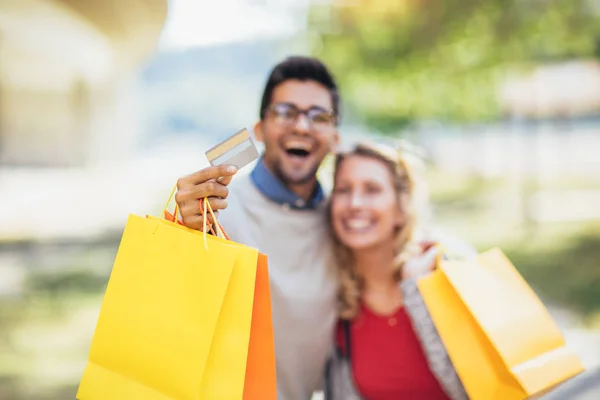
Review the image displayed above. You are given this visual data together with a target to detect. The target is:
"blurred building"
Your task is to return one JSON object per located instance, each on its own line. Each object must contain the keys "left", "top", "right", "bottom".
{"left": 0, "top": 0, "right": 168, "bottom": 167}
{"left": 499, "top": 60, "right": 600, "bottom": 119}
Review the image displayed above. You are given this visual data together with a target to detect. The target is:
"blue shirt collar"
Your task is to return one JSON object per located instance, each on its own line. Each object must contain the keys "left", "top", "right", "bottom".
{"left": 250, "top": 157, "right": 325, "bottom": 210}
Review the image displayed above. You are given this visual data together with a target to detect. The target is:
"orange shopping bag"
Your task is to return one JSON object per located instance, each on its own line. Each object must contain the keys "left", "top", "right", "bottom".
{"left": 76, "top": 185, "right": 276, "bottom": 400}
{"left": 417, "top": 248, "right": 584, "bottom": 400}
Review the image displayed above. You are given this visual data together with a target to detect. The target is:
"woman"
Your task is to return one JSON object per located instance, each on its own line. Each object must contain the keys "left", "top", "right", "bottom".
{"left": 324, "top": 141, "right": 469, "bottom": 400}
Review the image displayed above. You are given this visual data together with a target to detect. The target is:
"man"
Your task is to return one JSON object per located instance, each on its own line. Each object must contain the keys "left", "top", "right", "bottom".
{"left": 175, "top": 56, "right": 341, "bottom": 399}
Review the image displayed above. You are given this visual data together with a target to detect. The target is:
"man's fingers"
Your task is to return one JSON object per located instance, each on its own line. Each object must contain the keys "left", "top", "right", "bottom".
{"left": 177, "top": 181, "right": 229, "bottom": 203}
{"left": 181, "top": 212, "right": 219, "bottom": 230}
{"left": 200, "top": 210, "right": 219, "bottom": 224}
{"left": 175, "top": 165, "right": 236, "bottom": 232}
{"left": 181, "top": 215, "right": 207, "bottom": 231}
{"left": 206, "top": 197, "right": 228, "bottom": 212}
{"left": 180, "top": 201, "right": 221, "bottom": 221}
{"left": 179, "top": 165, "right": 238, "bottom": 187}
{"left": 198, "top": 181, "right": 229, "bottom": 200}
{"left": 215, "top": 174, "right": 234, "bottom": 186}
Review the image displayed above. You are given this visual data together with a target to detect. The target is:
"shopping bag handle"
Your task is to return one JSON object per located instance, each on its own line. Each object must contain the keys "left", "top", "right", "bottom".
{"left": 431, "top": 243, "right": 462, "bottom": 264}
{"left": 200, "top": 197, "right": 228, "bottom": 239}
{"left": 159, "top": 183, "right": 231, "bottom": 245}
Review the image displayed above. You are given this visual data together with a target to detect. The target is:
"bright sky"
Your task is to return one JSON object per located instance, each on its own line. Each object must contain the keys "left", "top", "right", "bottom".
{"left": 159, "top": 0, "right": 311, "bottom": 50}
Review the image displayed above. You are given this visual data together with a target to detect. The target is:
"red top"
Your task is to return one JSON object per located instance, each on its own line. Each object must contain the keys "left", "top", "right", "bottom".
{"left": 336, "top": 304, "right": 450, "bottom": 400}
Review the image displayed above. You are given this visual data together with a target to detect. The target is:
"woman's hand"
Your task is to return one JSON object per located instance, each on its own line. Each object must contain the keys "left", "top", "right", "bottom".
{"left": 402, "top": 245, "right": 441, "bottom": 280}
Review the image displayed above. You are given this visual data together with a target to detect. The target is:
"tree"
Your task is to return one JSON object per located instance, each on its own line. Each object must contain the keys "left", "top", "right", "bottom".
{"left": 308, "top": 0, "right": 600, "bottom": 132}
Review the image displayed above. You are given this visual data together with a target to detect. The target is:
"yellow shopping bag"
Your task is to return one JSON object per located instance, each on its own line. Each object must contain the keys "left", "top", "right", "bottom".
{"left": 76, "top": 186, "right": 276, "bottom": 400}
{"left": 417, "top": 248, "right": 584, "bottom": 400}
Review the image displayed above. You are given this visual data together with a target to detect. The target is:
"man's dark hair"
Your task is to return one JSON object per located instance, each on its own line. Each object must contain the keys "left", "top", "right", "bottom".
{"left": 259, "top": 56, "right": 340, "bottom": 122}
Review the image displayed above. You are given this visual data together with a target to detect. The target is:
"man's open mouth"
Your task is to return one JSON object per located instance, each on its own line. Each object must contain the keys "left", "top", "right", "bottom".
{"left": 286, "top": 148, "right": 310, "bottom": 157}
{"left": 284, "top": 141, "right": 313, "bottom": 158}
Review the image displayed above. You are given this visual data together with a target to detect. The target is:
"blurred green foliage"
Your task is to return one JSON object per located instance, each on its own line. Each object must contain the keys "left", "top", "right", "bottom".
{"left": 426, "top": 170, "right": 600, "bottom": 318}
{"left": 505, "top": 227, "right": 600, "bottom": 317}
{"left": 308, "top": 0, "right": 600, "bottom": 131}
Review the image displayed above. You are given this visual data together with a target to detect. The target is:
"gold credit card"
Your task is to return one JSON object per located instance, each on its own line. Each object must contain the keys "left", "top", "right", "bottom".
{"left": 205, "top": 128, "right": 259, "bottom": 170}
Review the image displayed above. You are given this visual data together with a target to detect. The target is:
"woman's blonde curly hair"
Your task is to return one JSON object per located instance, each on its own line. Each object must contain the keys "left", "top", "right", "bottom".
{"left": 327, "top": 141, "right": 421, "bottom": 320}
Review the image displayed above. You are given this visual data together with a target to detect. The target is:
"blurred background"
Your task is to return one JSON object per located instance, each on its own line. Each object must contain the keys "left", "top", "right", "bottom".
{"left": 1, "top": 0, "right": 599, "bottom": 398}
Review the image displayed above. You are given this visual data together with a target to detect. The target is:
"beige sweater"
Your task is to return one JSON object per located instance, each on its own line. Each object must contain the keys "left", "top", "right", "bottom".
{"left": 218, "top": 173, "right": 340, "bottom": 400}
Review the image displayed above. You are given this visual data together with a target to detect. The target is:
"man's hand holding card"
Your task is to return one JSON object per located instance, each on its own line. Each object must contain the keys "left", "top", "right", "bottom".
{"left": 174, "top": 128, "right": 259, "bottom": 231}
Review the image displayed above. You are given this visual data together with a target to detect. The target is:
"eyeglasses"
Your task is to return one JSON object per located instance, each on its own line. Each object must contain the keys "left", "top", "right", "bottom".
{"left": 265, "top": 102, "right": 337, "bottom": 128}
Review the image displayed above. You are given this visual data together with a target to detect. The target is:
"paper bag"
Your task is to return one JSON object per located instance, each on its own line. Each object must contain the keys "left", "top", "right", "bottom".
{"left": 418, "top": 248, "right": 584, "bottom": 399}
{"left": 77, "top": 187, "right": 276, "bottom": 399}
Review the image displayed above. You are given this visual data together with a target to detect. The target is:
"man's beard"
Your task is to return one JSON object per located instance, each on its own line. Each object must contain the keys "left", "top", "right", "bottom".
{"left": 272, "top": 160, "right": 319, "bottom": 186}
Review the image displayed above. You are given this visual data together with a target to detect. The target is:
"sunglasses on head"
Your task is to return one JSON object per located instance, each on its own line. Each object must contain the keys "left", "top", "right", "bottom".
{"left": 266, "top": 102, "right": 337, "bottom": 127}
